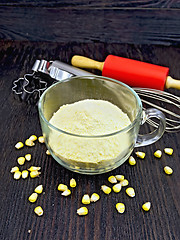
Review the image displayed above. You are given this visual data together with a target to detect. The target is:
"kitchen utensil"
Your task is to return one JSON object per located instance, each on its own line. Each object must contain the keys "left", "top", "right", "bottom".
{"left": 71, "top": 55, "right": 180, "bottom": 90}
{"left": 12, "top": 59, "right": 93, "bottom": 104}
{"left": 134, "top": 88, "right": 180, "bottom": 133}
{"left": 38, "top": 76, "right": 166, "bottom": 174}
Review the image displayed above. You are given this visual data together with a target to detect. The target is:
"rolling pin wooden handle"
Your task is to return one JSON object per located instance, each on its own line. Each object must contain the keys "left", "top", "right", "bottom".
{"left": 71, "top": 55, "right": 104, "bottom": 71}
{"left": 165, "top": 76, "right": 180, "bottom": 90}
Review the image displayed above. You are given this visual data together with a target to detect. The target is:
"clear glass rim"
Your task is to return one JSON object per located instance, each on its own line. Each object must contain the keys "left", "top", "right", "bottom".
{"left": 38, "top": 75, "right": 142, "bottom": 138}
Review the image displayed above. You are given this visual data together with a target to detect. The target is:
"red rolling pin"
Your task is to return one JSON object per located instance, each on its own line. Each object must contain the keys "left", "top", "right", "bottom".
{"left": 71, "top": 55, "right": 180, "bottom": 90}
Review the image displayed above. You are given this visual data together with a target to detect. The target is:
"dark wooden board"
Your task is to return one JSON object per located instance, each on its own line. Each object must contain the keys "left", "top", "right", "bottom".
{"left": 1, "top": 0, "right": 180, "bottom": 8}
{"left": 0, "top": 40, "right": 180, "bottom": 240}
{"left": 1, "top": 6, "right": 180, "bottom": 45}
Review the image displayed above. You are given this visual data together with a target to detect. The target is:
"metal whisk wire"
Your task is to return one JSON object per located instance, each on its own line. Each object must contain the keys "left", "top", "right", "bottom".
{"left": 133, "top": 88, "right": 180, "bottom": 133}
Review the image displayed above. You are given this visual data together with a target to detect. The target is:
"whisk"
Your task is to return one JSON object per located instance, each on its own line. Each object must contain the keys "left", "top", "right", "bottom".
{"left": 133, "top": 88, "right": 180, "bottom": 133}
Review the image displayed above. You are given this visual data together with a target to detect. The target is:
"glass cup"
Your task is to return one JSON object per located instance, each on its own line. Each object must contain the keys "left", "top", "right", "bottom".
{"left": 38, "top": 76, "right": 166, "bottom": 174}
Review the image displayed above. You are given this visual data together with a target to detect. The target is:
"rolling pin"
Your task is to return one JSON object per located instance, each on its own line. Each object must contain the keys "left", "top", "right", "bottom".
{"left": 71, "top": 55, "right": 180, "bottom": 90}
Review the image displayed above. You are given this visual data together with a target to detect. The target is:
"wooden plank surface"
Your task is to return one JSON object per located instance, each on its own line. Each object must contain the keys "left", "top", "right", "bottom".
{"left": 0, "top": 0, "right": 180, "bottom": 8}
{"left": 0, "top": 40, "right": 180, "bottom": 240}
{"left": 0, "top": 6, "right": 180, "bottom": 45}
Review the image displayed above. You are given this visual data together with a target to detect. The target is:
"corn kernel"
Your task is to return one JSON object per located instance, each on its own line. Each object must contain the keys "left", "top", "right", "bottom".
{"left": 126, "top": 187, "right": 135, "bottom": 197}
{"left": 17, "top": 156, "right": 25, "bottom": 165}
{"left": 112, "top": 183, "right": 122, "bottom": 193}
{"left": 25, "top": 139, "right": 35, "bottom": 147}
{"left": 70, "top": 178, "right": 76, "bottom": 188}
{"left": 61, "top": 189, "right": 71, "bottom": 196}
{"left": 30, "top": 171, "right": 41, "bottom": 178}
{"left": 28, "top": 193, "right": 38, "bottom": 203}
{"left": 116, "top": 203, "right": 125, "bottom": 214}
{"left": 129, "top": 156, "right": 136, "bottom": 165}
{"left": 22, "top": 170, "right": 29, "bottom": 179}
{"left": 82, "top": 194, "right": 91, "bottom": 204}
{"left": 28, "top": 166, "right": 41, "bottom": 171}
{"left": 90, "top": 193, "right": 100, "bottom": 202}
{"left": 77, "top": 207, "right": 88, "bottom": 216}
{"left": 164, "top": 148, "right": 173, "bottom": 155}
{"left": 115, "top": 175, "right": 124, "bottom": 181}
{"left": 101, "top": 185, "right": 111, "bottom": 194}
{"left": 154, "top": 150, "right": 162, "bottom": 158}
{"left": 120, "top": 179, "right": 129, "bottom": 187}
{"left": 108, "top": 176, "right": 117, "bottom": 184}
{"left": 13, "top": 170, "right": 21, "bottom": 180}
{"left": 38, "top": 136, "right": 44, "bottom": 143}
{"left": 15, "top": 142, "right": 24, "bottom": 149}
{"left": 10, "top": 166, "right": 19, "bottom": 173}
{"left": 135, "top": 151, "right": 145, "bottom": 159}
{"left": 142, "top": 202, "right": 151, "bottom": 211}
{"left": 25, "top": 154, "right": 31, "bottom": 161}
{"left": 164, "top": 166, "right": 173, "bottom": 175}
{"left": 29, "top": 135, "right": 37, "bottom": 141}
{"left": 58, "top": 184, "right": 68, "bottom": 191}
{"left": 46, "top": 150, "right": 51, "bottom": 155}
{"left": 34, "top": 185, "right": 43, "bottom": 194}
{"left": 34, "top": 206, "right": 43, "bottom": 216}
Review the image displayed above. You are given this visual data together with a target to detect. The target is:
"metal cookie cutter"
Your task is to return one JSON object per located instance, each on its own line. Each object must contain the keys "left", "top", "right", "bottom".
{"left": 12, "top": 59, "right": 94, "bottom": 104}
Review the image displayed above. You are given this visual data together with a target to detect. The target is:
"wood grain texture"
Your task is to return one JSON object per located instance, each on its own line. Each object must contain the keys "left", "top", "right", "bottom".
{"left": 1, "top": 7, "right": 180, "bottom": 45}
{"left": 0, "top": 0, "right": 180, "bottom": 8}
{"left": 0, "top": 41, "right": 180, "bottom": 240}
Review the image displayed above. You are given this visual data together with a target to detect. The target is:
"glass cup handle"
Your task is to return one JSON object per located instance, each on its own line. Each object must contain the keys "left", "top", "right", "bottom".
{"left": 135, "top": 108, "right": 166, "bottom": 147}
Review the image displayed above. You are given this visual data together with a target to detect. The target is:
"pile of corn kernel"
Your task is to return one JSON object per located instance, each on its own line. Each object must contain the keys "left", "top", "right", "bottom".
{"left": 11, "top": 135, "right": 46, "bottom": 216}
{"left": 11, "top": 135, "right": 174, "bottom": 217}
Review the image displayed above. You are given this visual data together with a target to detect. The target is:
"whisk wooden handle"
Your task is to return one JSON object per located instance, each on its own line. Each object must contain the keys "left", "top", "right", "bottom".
{"left": 71, "top": 55, "right": 180, "bottom": 91}
{"left": 165, "top": 76, "right": 180, "bottom": 90}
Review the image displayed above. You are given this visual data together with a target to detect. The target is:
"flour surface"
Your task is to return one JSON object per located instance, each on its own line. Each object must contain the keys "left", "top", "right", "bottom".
{"left": 49, "top": 99, "right": 131, "bottom": 135}
{"left": 49, "top": 99, "right": 131, "bottom": 166}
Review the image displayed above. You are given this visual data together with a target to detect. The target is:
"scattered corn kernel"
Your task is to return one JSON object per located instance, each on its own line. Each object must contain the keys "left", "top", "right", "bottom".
{"left": 164, "top": 166, "right": 173, "bottom": 175}
{"left": 77, "top": 207, "right": 88, "bottom": 216}
{"left": 38, "top": 136, "right": 45, "bottom": 143}
{"left": 120, "top": 179, "right": 129, "bottom": 187}
{"left": 164, "top": 148, "right": 173, "bottom": 155}
{"left": 28, "top": 193, "right": 38, "bottom": 203}
{"left": 90, "top": 193, "right": 100, "bottom": 202}
{"left": 22, "top": 170, "right": 29, "bottom": 179}
{"left": 28, "top": 166, "right": 41, "bottom": 171}
{"left": 116, "top": 203, "right": 125, "bottom": 214}
{"left": 15, "top": 142, "right": 24, "bottom": 149}
{"left": 135, "top": 151, "right": 145, "bottom": 159}
{"left": 58, "top": 184, "right": 68, "bottom": 191}
{"left": 126, "top": 187, "right": 135, "bottom": 197}
{"left": 25, "top": 154, "right": 31, "bottom": 161}
{"left": 108, "top": 176, "right": 117, "bottom": 184}
{"left": 34, "top": 185, "right": 43, "bottom": 194}
{"left": 61, "top": 189, "right": 71, "bottom": 196}
{"left": 82, "top": 194, "right": 91, "bottom": 204}
{"left": 25, "top": 139, "right": 35, "bottom": 147}
{"left": 17, "top": 156, "right": 25, "bottom": 165}
{"left": 10, "top": 166, "right": 19, "bottom": 173}
{"left": 129, "top": 156, "right": 136, "bottom": 165}
{"left": 154, "top": 150, "right": 162, "bottom": 158}
{"left": 46, "top": 150, "right": 51, "bottom": 155}
{"left": 29, "top": 135, "right": 37, "bottom": 141}
{"left": 113, "top": 183, "right": 122, "bottom": 193}
{"left": 70, "top": 178, "right": 76, "bottom": 188}
{"left": 142, "top": 202, "right": 151, "bottom": 211}
{"left": 101, "top": 185, "right": 111, "bottom": 194}
{"left": 13, "top": 170, "right": 21, "bottom": 180}
{"left": 115, "top": 175, "right": 124, "bottom": 181}
{"left": 30, "top": 171, "right": 41, "bottom": 178}
{"left": 34, "top": 206, "right": 43, "bottom": 216}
